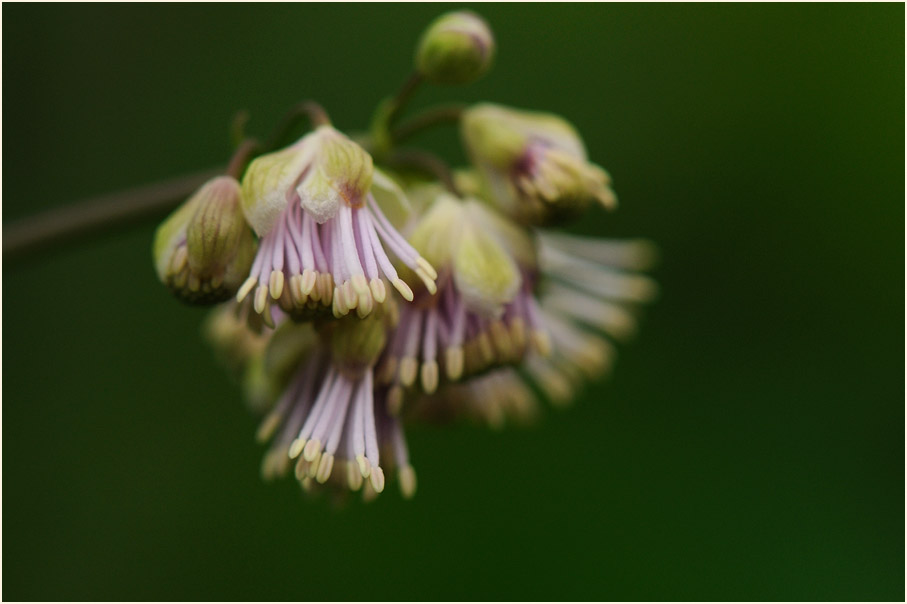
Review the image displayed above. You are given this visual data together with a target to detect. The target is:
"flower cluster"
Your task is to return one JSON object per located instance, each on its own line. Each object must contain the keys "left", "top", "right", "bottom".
{"left": 153, "top": 10, "right": 656, "bottom": 502}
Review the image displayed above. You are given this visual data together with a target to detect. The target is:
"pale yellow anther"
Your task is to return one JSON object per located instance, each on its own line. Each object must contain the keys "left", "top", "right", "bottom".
{"left": 288, "top": 274, "right": 303, "bottom": 306}
{"left": 399, "top": 358, "right": 418, "bottom": 387}
{"left": 531, "top": 330, "right": 553, "bottom": 357}
{"left": 392, "top": 278, "right": 414, "bottom": 302}
{"left": 261, "top": 302, "right": 276, "bottom": 329}
{"left": 269, "top": 270, "right": 284, "bottom": 300}
{"left": 288, "top": 438, "right": 306, "bottom": 459}
{"left": 303, "top": 438, "right": 322, "bottom": 462}
{"left": 476, "top": 332, "right": 494, "bottom": 365}
{"left": 347, "top": 461, "right": 363, "bottom": 491}
{"left": 306, "top": 451, "right": 322, "bottom": 478}
{"left": 209, "top": 273, "right": 223, "bottom": 289}
{"left": 333, "top": 286, "right": 349, "bottom": 317}
{"left": 445, "top": 347, "right": 464, "bottom": 380}
{"left": 315, "top": 453, "right": 335, "bottom": 484}
{"left": 351, "top": 273, "right": 370, "bottom": 296}
{"left": 356, "top": 293, "right": 373, "bottom": 319}
{"left": 370, "top": 466, "right": 386, "bottom": 493}
{"left": 254, "top": 285, "right": 269, "bottom": 314}
{"left": 300, "top": 476, "right": 315, "bottom": 492}
{"left": 322, "top": 274, "right": 335, "bottom": 301}
{"left": 421, "top": 360, "right": 439, "bottom": 394}
{"left": 356, "top": 454, "right": 371, "bottom": 478}
{"left": 369, "top": 278, "right": 386, "bottom": 304}
{"left": 398, "top": 465, "right": 417, "bottom": 499}
{"left": 342, "top": 281, "right": 358, "bottom": 309}
{"left": 509, "top": 318, "right": 528, "bottom": 351}
{"left": 415, "top": 268, "right": 438, "bottom": 295}
{"left": 387, "top": 385, "right": 404, "bottom": 416}
{"left": 256, "top": 412, "right": 282, "bottom": 444}
{"left": 294, "top": 456, "right": 309, "bottom": 480}
{"left": 489, "top": 320, "right": 513, "bottom": 358}
{"left": 416, "top": 256, "right": 438, "bottom": 280}
{"left": 187, "top": 274, "right": 201, "bottom": 292}
{"left": 300, "top": 269, "right": 317, "bottom": 295}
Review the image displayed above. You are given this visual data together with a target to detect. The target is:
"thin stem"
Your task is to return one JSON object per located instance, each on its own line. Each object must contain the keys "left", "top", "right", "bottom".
{"left": 264, "top": 100, "right": 332, "bottom": 150}
{"left": 390, "top": 103, "right": 465, "bottom": 144}
{"left": 386, "top": 72, "right": 424, "bottom": 126}
{"left": 3, "top": 168, "right": 220, "bottom": 261}
{"left": 386, "top": 149, "right": 461, "bottom": 196}
{"left": 226, "top": 138, "right": 262, "bottom": 179}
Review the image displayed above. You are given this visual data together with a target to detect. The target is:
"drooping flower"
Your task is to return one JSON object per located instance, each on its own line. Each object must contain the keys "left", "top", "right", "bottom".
{"left": 461, "top": 103, "right": 617, "bottom": 225}
{"left": 153, "top": 176, "right": 257, "bottom": 304}
{"left": 375, "top": 188, "right": 550, "bottom": 412}
{"left": 236, "top": 125, "right": 437, "bottom": 324}
{"left": 254, "top": 308, "right": 416, "bottom": 498}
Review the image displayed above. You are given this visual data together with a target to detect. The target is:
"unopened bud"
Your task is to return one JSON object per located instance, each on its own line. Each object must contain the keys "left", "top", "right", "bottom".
{"left": 415, "top": 11, "right": 495, "bottom": 85}
{"left": 153, "top": 176, "right": 256, "bottom": 304}
{"left": 329, "top": 312, "right": 388, "bottom": 373}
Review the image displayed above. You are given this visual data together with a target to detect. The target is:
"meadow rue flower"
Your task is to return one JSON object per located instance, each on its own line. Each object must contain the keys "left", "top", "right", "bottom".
{"left": 461, "top": 103, "right": 617, "bottom": 225}
{"left": 415, "top": 10, "right": 495, "bottom": 85}
{"left": 236, "top": 125, "right": 437, "bottom": 322}
{"left": 375, "top": 190, "right": 551, "bottom": 412}
{"left": 153, "top": 176, "right": 256, "bottom": 304}
{"left": 253, "top": 309, "right": 419, "bottom": 497}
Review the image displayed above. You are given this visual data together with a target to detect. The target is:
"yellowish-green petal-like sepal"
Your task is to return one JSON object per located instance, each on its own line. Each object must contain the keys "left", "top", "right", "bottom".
{"left": 405, "top": 192, "right": 465, "bottom": 271}
{"left": 240, "top": 142, "right": 314, "bottom": 236}
{"left": 296, "top": 126, "right": 374, "bottom": 223}
{"left": 453, "top": 207, "right": 521, "bottom": 317}
{"left": 416, "top": 11, "right": 495, "bottom": 85}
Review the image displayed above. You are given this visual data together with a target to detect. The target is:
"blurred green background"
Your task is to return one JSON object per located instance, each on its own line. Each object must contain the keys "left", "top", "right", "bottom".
{"left": 3, "top": 4, "right": 903, "bottom": 601}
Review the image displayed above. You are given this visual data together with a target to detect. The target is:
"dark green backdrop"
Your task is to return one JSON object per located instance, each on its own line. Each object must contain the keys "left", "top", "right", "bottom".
{"left": 3, "top": 4, "right": 903, "bottom": 601}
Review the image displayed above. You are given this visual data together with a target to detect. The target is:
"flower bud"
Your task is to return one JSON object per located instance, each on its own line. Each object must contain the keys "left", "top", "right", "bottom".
{"left": 329, "top": 311, "right": 388, "bottom": 374}
{"left": 415, "top": 11, "right": 494, "bottom": 85}
{"left": 153, "top": 176, "right": 256, "bottom": 304}
{"left": 461, "top": 103, "right": 617, "bottom": 225}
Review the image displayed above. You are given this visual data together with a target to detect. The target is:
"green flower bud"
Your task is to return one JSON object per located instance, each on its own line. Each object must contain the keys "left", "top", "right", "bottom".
{"left": 415, "top": 11, "right": 495, "bottom": 85}
{"left": 329, "top": 311, "right": 388, "bottom": 374}
{"left": 153, "top": 176, "right": 256, "bottom": 304}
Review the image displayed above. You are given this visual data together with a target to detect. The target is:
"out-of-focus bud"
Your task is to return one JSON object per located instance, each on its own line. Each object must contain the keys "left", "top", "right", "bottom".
{"left": 153, "top": 176, "right": 256, "bottom": 304}
{"left": 415, "top": 11, "right": 495, "bottom": 85}
{"left": 461, "top": 103, "right": 617, "bottom": 225}
{"left": 329, "top": 311, "right": 388, "bottom": 374}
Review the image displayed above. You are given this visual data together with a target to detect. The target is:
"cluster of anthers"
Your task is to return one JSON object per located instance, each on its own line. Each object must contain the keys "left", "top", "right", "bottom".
{"left": 155, "top": 10, "right": 657, "bottom": 503}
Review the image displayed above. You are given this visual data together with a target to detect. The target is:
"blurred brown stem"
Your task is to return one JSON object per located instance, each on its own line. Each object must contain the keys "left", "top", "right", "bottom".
{"left": 264, "top": 100, "right": 332, "bottom": 149}
{"left": 386, "top": 149, "right": 460, "bottom": 196}
{"left": 3, "top": 168, "right": 221, "bottom": 262}
{"left": 391, "top": 103, "right": 465, "bottom": 144}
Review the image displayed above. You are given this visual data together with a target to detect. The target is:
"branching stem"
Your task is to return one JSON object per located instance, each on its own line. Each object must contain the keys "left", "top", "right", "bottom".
{"left": 386, "top": 149, "right": 461, "bottom": 196}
